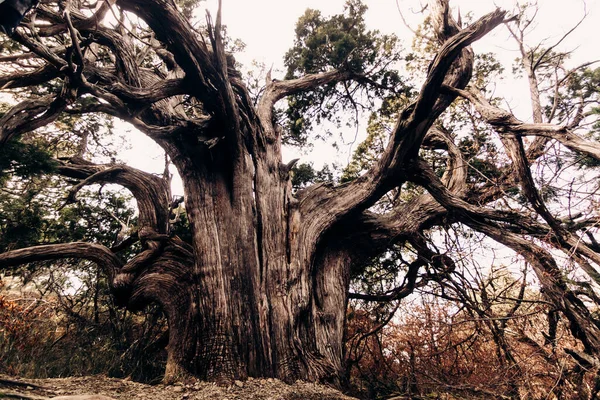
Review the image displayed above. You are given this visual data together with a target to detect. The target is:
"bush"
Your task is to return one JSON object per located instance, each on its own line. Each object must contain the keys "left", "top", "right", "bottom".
{"left": 0, "top": 277, "right": 168, "bottom": 382}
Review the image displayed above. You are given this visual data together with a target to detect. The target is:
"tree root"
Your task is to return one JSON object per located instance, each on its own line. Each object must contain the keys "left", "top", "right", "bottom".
{"left": 0, "top": 390, "right": 49, "bottom": 400}
{"left": 0, "top": 377, "right": 47, "bottom": 389}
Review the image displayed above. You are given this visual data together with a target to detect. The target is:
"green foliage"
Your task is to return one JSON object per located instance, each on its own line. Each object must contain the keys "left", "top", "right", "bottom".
{"left": 0, "top": 138, "right": 56, "bottom": 185}
{"left": 0, "top": 85, "right": 143, "bottom": 379}
{"left": 176, "top": 0, "right": 204, "bottom": 20}
{"left": 340, "top": 112, "right": 389, "bottom": 183}
{"left": 0, "top": 135, "right": 56, "bottom": 252}
{"left": 473, "top": 52, "right": 505, "bottom": 90}
{"left": 457, "top": 128, "right": 501, "bottom": 184}
{"left": 170, "top": 210, "right": 193, "bottom": 245}
{"left": 561, "top": 67, "right": 600, "bottom": 127}
{"left": 53, "top": 191, "right": 137, "bottom": 245}
{"left": 350, "top": 244, "right": 409, "bottom": 291}
{"left": 340, "top": 94, "right": 413, "bottom": 183}
{"left": 0, "top": 34, "right": 24, "bottom": 54}
{"left": 0, "top": 192, "right": 46, "bottom": 252}
{"left": 569, "top": 67, "right": 600, "bottom": 100}
{"left": 286, "top": 1, "right": 374, "bottom": 75}
{"left": 55, "top": 112, "right": 120, "bottom": 162}
{"left": 541, "top": 66, "right": 600, "bottom": 169}
{"left": 291, "top": 162, "right": 334, "bottom": 190}
{"left": 282, "top": 0, "right": 406, "bottom": 146}
{"left": 0, "top": 179, "right": 136, "bottom": 255}
{"left": 577, "top": 155, "right": 600, "bottom": 169}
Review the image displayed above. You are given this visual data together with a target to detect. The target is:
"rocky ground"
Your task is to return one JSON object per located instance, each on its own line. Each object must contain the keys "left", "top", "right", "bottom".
{"left": 0, "top": 375, "right": 359, "bottom": 400}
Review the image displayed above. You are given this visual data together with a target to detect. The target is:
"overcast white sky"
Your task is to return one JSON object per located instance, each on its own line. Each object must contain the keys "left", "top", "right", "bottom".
{"left": 213, "top": 0, "right": 598, "bottom": 73}
{"left": 122, "top": 0, "right": 600, "bottom": 194}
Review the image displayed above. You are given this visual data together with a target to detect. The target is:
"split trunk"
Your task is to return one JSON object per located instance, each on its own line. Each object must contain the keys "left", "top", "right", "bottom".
{"left": 116, "top": 129, "right": 351, "bottom": 384}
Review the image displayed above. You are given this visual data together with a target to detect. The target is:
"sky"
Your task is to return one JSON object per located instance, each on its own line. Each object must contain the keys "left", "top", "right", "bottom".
{"left": 212, "top": 0, "right": 599, "bottom": 107}
{"left": 209, "top": 0, "right": 597, "bottom": 103}
{"left": 213, "top": 0, "right": 598, "bottom": 74}
{"left": 122, "top": 0, "right": 600, "bottom": 194}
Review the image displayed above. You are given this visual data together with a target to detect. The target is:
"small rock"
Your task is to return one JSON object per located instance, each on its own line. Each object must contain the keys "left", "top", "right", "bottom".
{"left": 26, "top": 386, "right": 33, "bottom": 390}
{"left": 173, "top": 385, "right": 184, "bottom": 393}
{"left": 234, "top": 380, "right": 244, "bottom": 388}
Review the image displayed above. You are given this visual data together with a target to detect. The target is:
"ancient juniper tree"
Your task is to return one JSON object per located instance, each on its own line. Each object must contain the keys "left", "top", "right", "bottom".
{"left": 2, "top": 0, "right": 600, "bottom": 387}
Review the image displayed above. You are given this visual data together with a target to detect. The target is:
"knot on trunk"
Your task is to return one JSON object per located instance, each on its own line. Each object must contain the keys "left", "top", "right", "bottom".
{"left": 111, "top": 272, "right": 135, "bottom": 306}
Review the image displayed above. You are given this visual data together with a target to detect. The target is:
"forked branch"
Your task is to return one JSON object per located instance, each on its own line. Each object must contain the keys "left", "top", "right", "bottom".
{"left": 298, "top": 4, "right": 507, "bottom": 247}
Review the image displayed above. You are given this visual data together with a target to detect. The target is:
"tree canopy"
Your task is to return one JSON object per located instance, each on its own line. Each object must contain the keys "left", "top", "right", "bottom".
{"left": 1, "top": 0, "right": 600, "bottom": 398}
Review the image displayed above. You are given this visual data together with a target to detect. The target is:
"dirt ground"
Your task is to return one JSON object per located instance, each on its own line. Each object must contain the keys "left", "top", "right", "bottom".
{"left": 0, "top": 375, "right": 359, "bottom": 400}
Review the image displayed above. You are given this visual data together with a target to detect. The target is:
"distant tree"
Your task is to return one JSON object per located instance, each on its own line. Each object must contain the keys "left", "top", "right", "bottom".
{"left": 1, "top": 0, "right": 600, "bottom": 392}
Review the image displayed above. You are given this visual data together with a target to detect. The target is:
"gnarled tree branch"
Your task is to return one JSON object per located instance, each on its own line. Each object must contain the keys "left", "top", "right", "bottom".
{"left": 297, "top": 6, "right": 507, "bottom": 254}
{"left": 0, "top": 242, "right": 122, "bottom": 281}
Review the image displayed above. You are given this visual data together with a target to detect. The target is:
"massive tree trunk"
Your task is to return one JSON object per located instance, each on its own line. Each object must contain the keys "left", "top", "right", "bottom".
{"left": 0, "top": 0, "right": 512, "bottom": 385}
{"left": 172, "top": 146, "right": 343, "bottom": 382}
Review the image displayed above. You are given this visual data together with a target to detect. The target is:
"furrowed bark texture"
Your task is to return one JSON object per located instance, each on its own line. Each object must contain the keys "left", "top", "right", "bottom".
{"left": 0, "top": 0, "right": 509, "bottom": 385}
